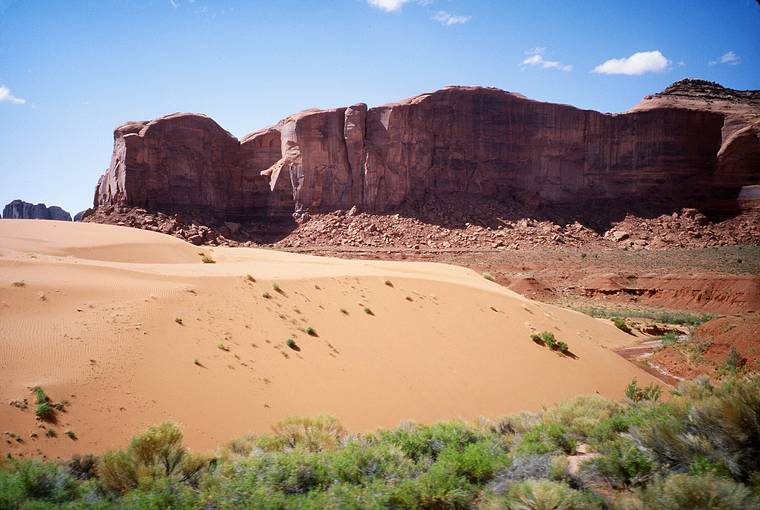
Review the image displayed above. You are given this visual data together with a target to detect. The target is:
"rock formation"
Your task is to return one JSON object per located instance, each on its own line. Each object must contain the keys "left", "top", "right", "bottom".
{"left": 631, "top": 79, "right": 760, "bottom": 213}
{"left": 93, "top": 81, "right": 759, "bottom": 221}
{"left": 2, "top": 200, "right": 72, "bottom": 221}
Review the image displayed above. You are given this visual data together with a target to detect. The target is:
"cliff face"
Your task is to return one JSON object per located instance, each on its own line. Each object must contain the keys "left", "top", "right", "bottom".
{"left": 631, "top": 79, "right": 760, "bottom": 212}
{"left": 2, "top": 200, "right": 72, "bottom": 221}
{"left": 94, "top": 82, "right": 757, "bottom": 220}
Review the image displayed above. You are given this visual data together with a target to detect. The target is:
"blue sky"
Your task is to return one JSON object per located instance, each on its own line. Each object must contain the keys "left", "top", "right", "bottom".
{"left": 1, "top": 0, "right": 758, "bottom": 215}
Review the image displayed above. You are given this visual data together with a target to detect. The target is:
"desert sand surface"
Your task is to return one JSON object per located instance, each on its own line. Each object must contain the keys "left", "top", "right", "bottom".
{"left": 0, "top": 220, "right": 662, "bottom": 459}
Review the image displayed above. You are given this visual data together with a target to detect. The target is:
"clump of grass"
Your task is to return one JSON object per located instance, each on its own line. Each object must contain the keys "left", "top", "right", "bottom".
{"left": 625, "top": 378, "right": 661, "bottom": 402}
{"left": 245, "top": 274, "right": 256, "bottom": 283}
{"left": 363, "top": 307, "right": 374, "bottom": 316}
{"left": 722, "top": 347, "right": 744, "bottom": 375}
{"left": 193, "top": 358, "right": 203, "bottom": 367}
{"left": 32, "top": 386, "right": 49, "bottom": 405}
{"left": 199, "top": 253, "right": 215, "bottom": 264}
{"left": 65, "top": 430, "right": 77, "bottom": 440}
{"left": 530, "top": 332, "right": 570, "bottom": 354}
{"left": 36, "top": 402, "right": 54, "bottom": 421}
{"left": 286, "top": 338, "right": 298, "bottom": 350}
{"left": 12, "top": 281, "right": 26, "bottom": 287}
{"left": 305, "top": 326, "right": 317, "bottom": 337}
{"left": 340, "top": 308, "right": 348, "bottom": 315}
{"left": 660, "top": 331, "right": 680, "bottom": 346}
{"left": 45, "top": 428, "right": 57, "bottom": 438}
{"left": 613, "top": 318, "right": 632, "bottom": 334}
{"left": 217, "top": 343, "right": 230, "bottom": 352}
{"left": 384, "top": 280, "right": 394, "bottom": 287}
{"left": 174, "top": 317, "right": 183, "bottom": 325}
{"left": 483, "top": 273, "right": 495, "bottom": 282}
{"left": 406, "top": 296, "right": 413, "bottom": 302}
{"left": 262, "top": 291, "right": 272, "bottom": 299}
{"left": 272, "top": 282, "right": 282, "bottom": 293}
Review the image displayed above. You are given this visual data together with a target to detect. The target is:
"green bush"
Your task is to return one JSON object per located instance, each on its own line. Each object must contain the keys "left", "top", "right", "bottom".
{"left": 482, "top": 479, "right": 602, "bottom": 510}
{"left": 633, "top": 375, "right": 760, "bottom": 481}
{"left": 271, "top": 416, "right": 347, "bottom": 452}
{"left": 625, "top": 379, "right": 662, "bottom": 402}
{"left": 613, "top": 318, "right": 632, "bottom": 334}
{"left": 0, "top": 459, "right": 80, "bottom": 508}
{"left": 621, "top": 473, "right": 759, "bottom": 510}
{"left": 378, "top": 421, "right": 490, "bottom": 462}
{"left": 582, "top": 437, "right": 654, "bottom": 488}
{"left": 517, "top": 422, "right": 576, "bottom": 455}
{"left": 97, "top": 422, "right": 210, "bottom": 494}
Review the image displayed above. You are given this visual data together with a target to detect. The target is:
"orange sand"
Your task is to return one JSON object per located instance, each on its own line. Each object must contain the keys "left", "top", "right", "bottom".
{"left": 0, "top": 220, "right": 662, "bottom": 460}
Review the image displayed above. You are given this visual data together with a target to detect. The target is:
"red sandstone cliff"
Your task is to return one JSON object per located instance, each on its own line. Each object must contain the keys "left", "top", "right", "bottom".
{"left": 94, "top": 81, "right": 758, "bottom": 220}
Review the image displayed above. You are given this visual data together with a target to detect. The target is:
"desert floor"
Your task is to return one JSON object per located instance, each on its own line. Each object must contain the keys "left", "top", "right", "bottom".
{"left": 0, "top": 220, "right": 662, "bottom": 460}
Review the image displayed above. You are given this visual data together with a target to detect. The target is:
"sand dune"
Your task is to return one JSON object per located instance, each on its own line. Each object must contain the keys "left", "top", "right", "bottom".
{"left": 0, "top": 220, "right": 662, "bottom": 459}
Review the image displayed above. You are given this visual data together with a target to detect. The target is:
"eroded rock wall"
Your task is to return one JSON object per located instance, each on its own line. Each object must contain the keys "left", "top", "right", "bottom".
{"left": 94, "top": 84, "right": 754, "bottom": 220}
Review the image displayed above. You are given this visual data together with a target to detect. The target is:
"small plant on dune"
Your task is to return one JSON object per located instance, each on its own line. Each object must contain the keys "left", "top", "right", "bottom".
{"left": 45, "top": 427, "right": 57, "bottom": 438}
{"left": 199, "top": 253, "right": 215, "bottom": 264}
{"left": 193, "top": 358, "right": 203, "bottom": 367}
{"left": 217, "top": 343, "right": 229, "bottom": 352}
{"left": 483, "top": 273, "right": 496, "bottom": 282}
{"left": 11, "top": 281, "right": 26, "bottom": 287}
{"left": 245, "top": 274, "right": 256, "bottom": 283}
{"left": 625, "top": 378, "right": 661, "bottom": 403}
{"left": 65, "top": 430, "right": 77, "bottom": 440}
{"left": 286, "top": 338, "right": 298, "bottom": 350}
{"left": 556, "top": 341, "right": 570, "bottom": 354}
{"left": 305, "top": 326, "right": 317, "bottom": 337}
{"left": 384, "top": 280, "right": 394, "bottom": 287}
{"left": 262, "top": 291, "right": 272, "bottom": 299}
{"left": 613, "top": 318, "right": 632, "bottom": 334}
{"left": 174, "top": 317, "right": 183, "bottom": 325}
{"left": 363, "top": 307, "right": 374, "bottom": 316}
{"left": 340, "top": 308, "right": 348, "bottom": 315}
{"left": 272, "top": 282, "right": 282, "bottom": 293}
{"left": 35, "top": 402, "right": 55, "bottom": 421}
{"left": 32, "top": 386, "right": 49, "bottom": 405}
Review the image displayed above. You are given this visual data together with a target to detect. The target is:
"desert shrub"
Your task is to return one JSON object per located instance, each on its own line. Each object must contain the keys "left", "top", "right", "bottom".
{"left": 378, "top": 421, "right": 490, "bottom": 462}
{"left": 582, "top": 436, "right": 653, "bottom": 488}
{"left": 489, "top": 453, "right": 556, "bottom": 494}
{"left": 620, "top": 473, "right": 759, "bottom": 510}
{"left": 286, "top": 338, "right": 298, "bottom": 350}
{"left": 200, "top": 253, "right": 215, "bottom": 264}
{"left": 97, "top": 422, "right": 211, "bottom": 493}
{"left": 35, "top": 402, "right": 55, "bottom": 421}
{"left": 67, "top": 455, "right": 97, "bottom": 481}
{"left": 544, "top": 395, "right": 623, "bottom": 439}
{"left": 363, "top": 307, "right": 374, "bottom": 316}
{"left": 482, "top": 479, "right": 602, "bottom": 510}
{"left": 625, "top": 379, "right": 661, "bottom": 403}
{"left": 329, "top": 441, "right": 418, "bottom": 485}
{"left": 613, "top": 318, "right": 632, "bottom": 334}
{"left": 118, "top": 477, "right": 201, "bottom": 510}
{"left": 0, "top": 459, "right": 80, "bottom": 508}
{"left": 305, "top": 326, "right": 317, "bottom": 337}
{"left": 531, "top": 331, "right": 558, "bottom": 349}
{"left": 721, "top": 347, "right": 744, "bottom": 376}
{"left": 32, "top": 387, "right": 49, "bottom": 405}
{"left": 516, "top": 422, "right": 576, "bottom": 455}
{"left": 437, "top": 441, "right": 510, "bottom": 484}
{"left": 660, "top": 332, "right": 680, "bottom": 347}
{"left": 633, "top": 375, "right": 760, "bottom": 481}
{"left": 271, "top": 416, "right": 346, "bottom": 452}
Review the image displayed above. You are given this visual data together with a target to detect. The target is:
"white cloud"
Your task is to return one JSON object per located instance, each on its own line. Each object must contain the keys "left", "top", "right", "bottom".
{"left": 709, "top": 51, "right": 740, "bottom": 66}
{"left": 367, "top": 0, "right": 409, "bottom": 12}
{"left": 431, "top": 10, "right": 472, "bottom": 25}
{"left": 169, "top": 0, "right": 178, "bottom": 7}
{"left": 0, "top": 85, "right": 26, "bottom": 105}
{"left": 592, "top": 50, "right": 670, "bottom": 75}
{"left": 520, "top": 48, "right": 572, "bottom": 72}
